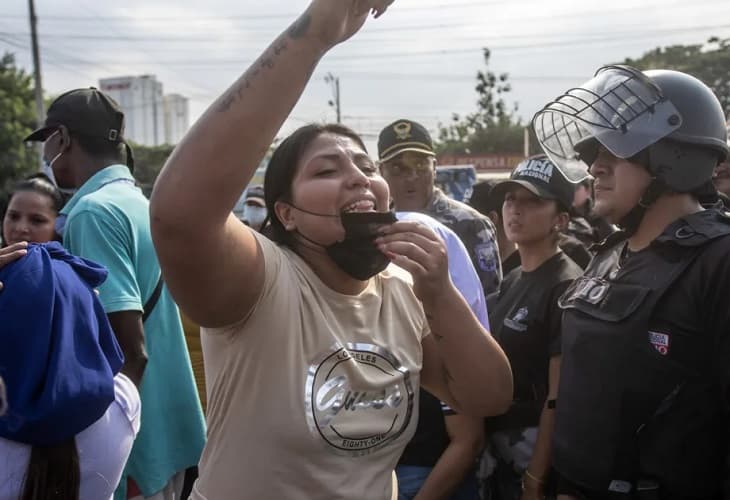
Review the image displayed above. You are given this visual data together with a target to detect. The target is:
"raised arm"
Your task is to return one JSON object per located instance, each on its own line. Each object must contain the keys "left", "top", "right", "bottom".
{"left": 149, "top": 0, "right": 394, "bottom": 327}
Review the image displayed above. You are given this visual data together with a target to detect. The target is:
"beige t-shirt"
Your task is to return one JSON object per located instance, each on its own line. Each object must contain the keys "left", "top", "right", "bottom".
{"left": 192, "top": 233, "right": 430, "bottom": 500}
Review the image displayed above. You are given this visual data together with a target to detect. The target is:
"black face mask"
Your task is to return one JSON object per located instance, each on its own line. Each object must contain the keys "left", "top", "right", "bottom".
{"left": 290, "top": 207, "right": 397, "bottom": 281}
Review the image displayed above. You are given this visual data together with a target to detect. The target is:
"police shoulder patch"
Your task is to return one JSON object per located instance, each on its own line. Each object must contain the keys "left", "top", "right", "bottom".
{"left": 648, "top": 331, "right": 670, "bottom": 356}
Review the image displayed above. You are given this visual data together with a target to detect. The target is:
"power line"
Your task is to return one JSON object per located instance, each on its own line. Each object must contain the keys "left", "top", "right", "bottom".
{"left": 19, "top": 24, "right": 723, "bottom": 67}
{"left": 0, "top": 34, "right": 101, "bottom": 82}
{"left": 71, "top": 0, "right": 219, "bottom": 99}
{"left": 4, "top": 19, "right": 728, "bottom": 47}
{"left": 0, "top": 1, "right": 513, "bottom": 22}
{"left": 10, "top": 21, "right": 728, "bottom": 42}
{"left": 4, "top": 0, "right": 728, "bottom": 32}
{"left": 3, "top": 20, "right": 727, "bottom": 60}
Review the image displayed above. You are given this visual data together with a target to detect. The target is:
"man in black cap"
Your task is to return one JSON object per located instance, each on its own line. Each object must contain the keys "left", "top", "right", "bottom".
{"left": 378, "top": 119, "right": 502, "bottom": 295}
{"left": 23, "top": 88, "right": 205, "bottom": 500}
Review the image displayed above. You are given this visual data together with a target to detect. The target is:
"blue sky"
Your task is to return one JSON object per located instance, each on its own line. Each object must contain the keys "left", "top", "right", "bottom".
{"left": 3, "top": 0, "right": 730, "bottom": 151}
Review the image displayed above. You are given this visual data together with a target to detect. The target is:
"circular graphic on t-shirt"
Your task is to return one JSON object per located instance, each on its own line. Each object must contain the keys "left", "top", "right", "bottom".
{"left": 305, "top": 342, "right": 415, "bottom": 457}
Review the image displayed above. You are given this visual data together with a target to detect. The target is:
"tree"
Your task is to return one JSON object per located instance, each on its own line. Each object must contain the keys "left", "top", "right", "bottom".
{"left": 128, "top": 142, "right": 175, "bottom": 196}
{"left": 622, "top": 37, "right": 730, "bottom": 116}
{"left": 0, "top": 52, "right": 37, "bottom": 200}
{"left": 436, "top": 48, "right": 533, "bottom": 155}
{"left": 129, "top": 141, "right": 276, "bottom": 197}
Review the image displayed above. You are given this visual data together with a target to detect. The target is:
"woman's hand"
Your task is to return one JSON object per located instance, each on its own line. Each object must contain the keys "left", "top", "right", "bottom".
{"left": 0, "top": 242, "right": 28, "bottom": 291}
{"left": 520, "top": 471, "right": 545, "bottom": 500}
{"left": 375, "top": 221, "right": 452, "bottom": 308}
{"left": 303, "top": 0, "right": 395, "bottom": 50}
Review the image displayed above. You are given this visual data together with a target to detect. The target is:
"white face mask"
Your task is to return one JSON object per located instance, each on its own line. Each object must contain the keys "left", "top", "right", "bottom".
{"left": 42, "top": 130, "right": 77, "bottom": 196}
{"left": 244, "top": 205, "right": 267, "bottom": 230}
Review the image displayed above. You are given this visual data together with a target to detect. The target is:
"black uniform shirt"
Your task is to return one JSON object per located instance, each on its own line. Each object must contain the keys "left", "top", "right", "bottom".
{"left": 632, "top": 223, "right": 730, "bottom": 493}
{"left": 555, "top": 209, "right": 730, "bottom": 496}
{"left": 487, "top": 251, "right": 582, "bottom": 429}
{"left": 397, "top": 388, "right": 455, "bottom": 467}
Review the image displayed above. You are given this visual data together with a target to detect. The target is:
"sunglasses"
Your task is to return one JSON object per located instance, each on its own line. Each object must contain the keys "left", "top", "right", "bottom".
{"left": 380, "top": 156, "right": 434, "bottom": 177}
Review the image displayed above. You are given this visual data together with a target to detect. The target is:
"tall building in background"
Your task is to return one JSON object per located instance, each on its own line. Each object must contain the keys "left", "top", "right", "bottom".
{"left": 99, "top": 75, "right": 188, "bottom": 146}
{"left": 164, "top": 94, "right": 189, "bottom": 145}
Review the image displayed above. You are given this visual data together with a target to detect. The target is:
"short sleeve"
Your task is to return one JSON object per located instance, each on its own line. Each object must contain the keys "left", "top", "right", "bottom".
{"left": 547, "top": 281, "right": 572, "bottom": 356}
{"left": 441, "top": 226, "right": 490, "bottom": 330}
{"left": 204, "top": 231, "right": 287, "bottom": 336}
{"left": 469, "top": 218, "right": 503, "bottom": 296}
{"left": 64, "top": 208, "right": 141, "bottom": 313}
{"left": 251, "top": 231, "right": 286, "bottom": 301}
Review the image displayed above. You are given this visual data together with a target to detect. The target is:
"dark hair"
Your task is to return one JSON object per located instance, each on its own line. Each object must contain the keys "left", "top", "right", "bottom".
{"left": 1, "top": 374, "right": 80, "bottom": 499}
{"left": 71, "top": 132, "right": 135, "bottom": 172}
{"left": 264, "top": 123, "right": 367, "bottom": 247}
{"left": 22, "top": 440, "right": 80, "bottom": 500}
{"left": 8, "top": 174, "right": 64, "bottom": 214}
{"left": 469, "top": 179, "right": 501, "bottom": 216}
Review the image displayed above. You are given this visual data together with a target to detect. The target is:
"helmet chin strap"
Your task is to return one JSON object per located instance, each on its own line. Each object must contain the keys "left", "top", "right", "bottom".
{"left": 617, "top": 177, "right": 667, "bottom": 237}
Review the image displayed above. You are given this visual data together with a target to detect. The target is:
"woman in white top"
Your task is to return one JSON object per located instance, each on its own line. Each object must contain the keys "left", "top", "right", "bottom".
{"left": 0, "top": 374, "right": 140, "bottom": 500}
{"left": 0, "top": 243, "right": 140, "bottom": 500}
{"left": 150, "top": 1, "right": 513, "bottom": 498}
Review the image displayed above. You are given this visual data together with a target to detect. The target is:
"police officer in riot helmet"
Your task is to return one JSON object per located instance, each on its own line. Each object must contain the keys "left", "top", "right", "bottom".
{"left": 533, "top": 65, "right": 730, "bottom": 499}
{"left": 561, "top": 162, "right": 616, "bottom": 249}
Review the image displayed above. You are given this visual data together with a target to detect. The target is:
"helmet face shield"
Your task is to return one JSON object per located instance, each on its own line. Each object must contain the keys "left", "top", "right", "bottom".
{"left": 532, "top": 65, "right": 683, "bottom": 176}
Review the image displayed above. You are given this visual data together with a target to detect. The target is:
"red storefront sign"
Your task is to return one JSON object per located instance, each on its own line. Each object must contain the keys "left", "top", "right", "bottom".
{"left": 438, "top": 154, "right": 524, "bottom": 174}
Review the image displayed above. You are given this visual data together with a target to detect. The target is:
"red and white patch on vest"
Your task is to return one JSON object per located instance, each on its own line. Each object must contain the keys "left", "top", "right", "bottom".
{"left": 648, "top": 331, "right": 670, "bottom": 356}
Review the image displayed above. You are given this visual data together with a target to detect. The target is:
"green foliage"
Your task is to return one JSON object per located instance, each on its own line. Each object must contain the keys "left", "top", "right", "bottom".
{"left": 128, "top": 142, "right": 175, "bottom": 195}
{"left": 0, "top": 52, "right": 38, "bottom": 201}
{"left": 622, "top": 37, "right": 730, "bottom": 116}
{"left": 436, "top": 48, "right": 532, "bottom": 155}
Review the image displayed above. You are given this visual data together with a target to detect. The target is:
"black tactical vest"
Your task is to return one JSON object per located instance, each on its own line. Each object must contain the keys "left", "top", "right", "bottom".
{"left": 553, "top": 210, "right": 730, "bottom": 497}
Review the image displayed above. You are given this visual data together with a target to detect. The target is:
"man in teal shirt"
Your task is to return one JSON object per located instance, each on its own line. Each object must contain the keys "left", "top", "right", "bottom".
{"left": 25, "top": 88, "right": 205, "bottom": 499}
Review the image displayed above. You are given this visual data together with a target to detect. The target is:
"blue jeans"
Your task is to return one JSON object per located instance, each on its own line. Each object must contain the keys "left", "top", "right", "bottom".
{"left": 396, "top": 465, "right": 480, "bottom": 500}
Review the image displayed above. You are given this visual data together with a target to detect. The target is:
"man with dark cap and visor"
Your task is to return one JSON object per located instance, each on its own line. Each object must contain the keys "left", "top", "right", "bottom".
{"left": 23, "top": 88, "right": 205, "bottom": 500}
{"left": 378, "top": 119, "right": 502, "bottom": 296}
{"left": 532, "top": 65, "right": 730, "bottom": 499}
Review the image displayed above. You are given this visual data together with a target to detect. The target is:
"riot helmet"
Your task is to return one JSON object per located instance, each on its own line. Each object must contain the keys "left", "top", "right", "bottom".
{"left": 532, "top": 65, "right": 729, "bottom": 233}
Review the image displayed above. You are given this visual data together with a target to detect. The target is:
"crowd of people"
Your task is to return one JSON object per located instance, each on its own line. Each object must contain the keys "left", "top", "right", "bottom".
{"left": 1, "top": 1, "right": 730, "bottom": 499}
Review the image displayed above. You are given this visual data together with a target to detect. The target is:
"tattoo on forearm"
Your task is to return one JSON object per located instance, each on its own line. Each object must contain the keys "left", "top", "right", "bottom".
{"left": 214, "top": 14, "right": 312, "bottom": 113}
{"left": 216, "top": 38, "right": 289, "bottom": 113}
{"left": 274, "top": 39, "right": 288, "bottom": 56}
{"left": 288, "top": 14, "right": 311, "bottom": 39}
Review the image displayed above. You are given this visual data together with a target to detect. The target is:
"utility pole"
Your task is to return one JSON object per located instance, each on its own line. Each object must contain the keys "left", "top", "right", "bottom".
{"left": 28, "top": 0, "right": 45, "bottom": 167}
{"left": 325, "top": 73, "right": 341, "bottom": 124}
{"left": 28, "top": 0, "right": 44, "bottom": 127}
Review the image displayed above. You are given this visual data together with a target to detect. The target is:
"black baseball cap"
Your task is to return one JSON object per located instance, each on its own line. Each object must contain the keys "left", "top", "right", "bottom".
{"left": 24, "top": 88, "right": 126, "bottom": 143}
{"left": 492, "top": 155, "right": 577, "bottom": 210}
{"left": 378, "top": 119, "right": 435, "bottom": 163}
{"left": 244, "top": 185, "right": 265, "bottom": 207}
